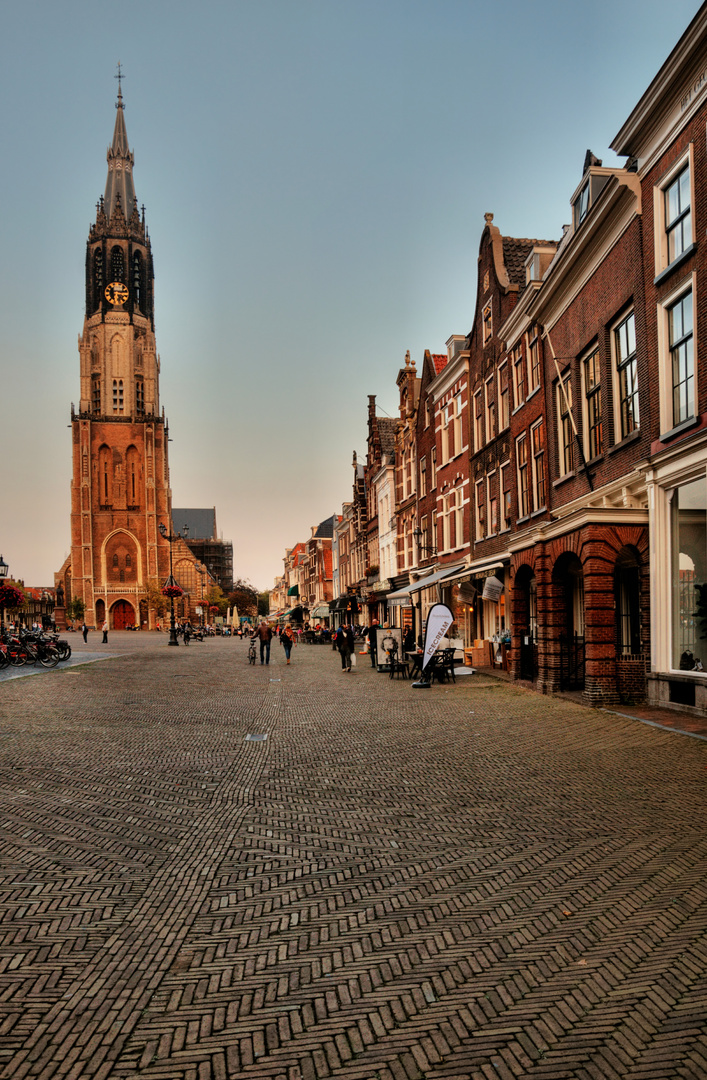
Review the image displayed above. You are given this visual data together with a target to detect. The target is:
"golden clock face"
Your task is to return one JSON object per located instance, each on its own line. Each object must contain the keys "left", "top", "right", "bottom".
{"left": 105, "top": 281, "right": 129, "bottom": 306}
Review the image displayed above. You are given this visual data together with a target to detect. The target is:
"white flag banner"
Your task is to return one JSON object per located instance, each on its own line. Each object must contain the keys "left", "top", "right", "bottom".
{"left": 422, "top": 603, "right": 455, "bottom": 671}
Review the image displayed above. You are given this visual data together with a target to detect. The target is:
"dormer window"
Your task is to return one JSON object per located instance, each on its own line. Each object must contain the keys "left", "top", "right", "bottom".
{"left": 575, "top": 183, "right": 590, "bottom": 227}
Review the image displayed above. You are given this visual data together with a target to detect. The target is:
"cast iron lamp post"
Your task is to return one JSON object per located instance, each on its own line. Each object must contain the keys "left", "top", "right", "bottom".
{"left": 0, "top": 556, "right": 8, "bottom": 633}
{"left": 158, "top": 523, "right": 186, "bottom": 647}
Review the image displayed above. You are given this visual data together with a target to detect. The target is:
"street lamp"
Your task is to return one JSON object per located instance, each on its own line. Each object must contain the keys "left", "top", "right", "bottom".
{"left": 0, "top": 555, "right": 8, "bottom": 634}
{"left": 158, "top": 522, "right": 182, "bottom": 647}
{"left": 412, "top": 525, "right": 437, "bottom": 557}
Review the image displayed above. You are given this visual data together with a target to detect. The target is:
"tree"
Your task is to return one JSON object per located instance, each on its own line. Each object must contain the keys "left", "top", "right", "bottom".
{"left": 141, "top": 579, "right": 169, "bottom": 622}
{"left": 258, "top": 591, "right": 270, "bottom": 616}
{"left": 205, "top": 584, "right": 229, "bottom": 617}
{"left": 228, "top": 578, "right": 258, "bottom": 619}
{"left": 65, "top": 597, "right": 85, "bottom": 625}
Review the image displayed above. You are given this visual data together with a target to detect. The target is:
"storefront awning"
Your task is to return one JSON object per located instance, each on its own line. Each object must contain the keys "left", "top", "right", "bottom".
{"left": 441, "top": 560, "right": 505, "bottom": 586}
{"left": 311, "top": 604, "right": 330, "bottom": 618}
{"left": 388, "top": 563, "right": 465, "bottom": 602}
{"left": 287, "top": 585, "right": 300, "bottom": 597}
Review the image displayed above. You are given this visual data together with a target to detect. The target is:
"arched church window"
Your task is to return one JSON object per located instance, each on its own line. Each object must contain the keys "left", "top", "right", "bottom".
{"left": 135, "top": 380, "right": 144, "bottom": 416}
{"left": 93, "top": 249, "right": 104, "bottom": 310}
{"left": 92, "top": 377, "right": 101, "bottom": 414}
{"left": 113, "top": 553, "right": 119, "bottom": 567}
{"left": 111, "top": 246, "right": 125, "bottom": 283}
{"left": 112, "top": 379, "right": 124, "bottom": 413}
{"left": 125, "top": 554, "right": 132, "bottom": 567}
{"left": 132, "top": 252, "right": 142, "bottom": 309}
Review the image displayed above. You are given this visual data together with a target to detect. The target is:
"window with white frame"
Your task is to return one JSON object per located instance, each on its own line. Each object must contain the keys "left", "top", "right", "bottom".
{"left": 669, "top": 289, "right": 694, "bottom": 427}
{"left": 473, "top": 389, "right": 483, "bottom": 452}
{"left": 454, "top": 490, "right": 464, "bottom": 548}
{"left": 431, "top": 509, "right": 438, "bottom": 552}
{"left": 500, "top": 462, "right": 511, "bottom": 530}
{"left": 614, "top": 310, "right": 639, "bottom": 439}
{"left": 531, "top": 419, "right": 546, "bottom": 511}
{"left": 424, "top": 396, "right": 431, "bottom": 427}
{"left": 419, "top": 515, "right": 429, "bottom": 558}
{"left": 582, "top": 348, "right": 603, "bottom": 459}
{"left": 655, "top": 149, "right": 694, "bottom": 275}
{"left": 512, "top": 344, "right": 526, "bottom": 409}
{"left": 665, "top": 165, "right": 692, "bottom": 264}
{"left": 557, "top": 375, "right": 575, "bottom": 476}
{"left": 516, "top": 433, "right": 530, "bottom": 519}
{"left": 498, "top": 360, "right": 510, "bottom": 430}
{"left": 487, "top": 471, "right": 498, "bottom": 536}
{"left": 484, "top": 376, "right": 495, "bottom": 442}
{"left": 527, "top": 328, "right": 540, "bottom": 393}
{"left": 442, "top": 492, "right": 456, "bottom": 551}
{"left": 453, "top": 392, "right": 463, "bottom": 455}
{"left": 482, "top": 301, "right": 492, "bottom": 345}
{"left": 430, "top": 446, "right": 437, "bottom": 488}
{"left": 474, "top": 480, "right": 485, "bottom": 541}
{"left": 419, "top": 456, "right": 427, "bottom": 497}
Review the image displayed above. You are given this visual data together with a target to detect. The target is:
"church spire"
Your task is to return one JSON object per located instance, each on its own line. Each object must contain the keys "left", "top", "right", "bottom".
{"left": 104, "top": 68, "right": 137, "bottom": 223}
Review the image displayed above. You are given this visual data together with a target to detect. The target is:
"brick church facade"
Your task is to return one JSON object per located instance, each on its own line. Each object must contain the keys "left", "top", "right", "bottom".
{"left": 56, "top": 86, "right": 198, "bottom": 629}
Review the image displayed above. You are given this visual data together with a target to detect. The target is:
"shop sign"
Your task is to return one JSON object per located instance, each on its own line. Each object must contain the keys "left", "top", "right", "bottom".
{"left": 482, "top": 575, "right": 504, "bottom": 602}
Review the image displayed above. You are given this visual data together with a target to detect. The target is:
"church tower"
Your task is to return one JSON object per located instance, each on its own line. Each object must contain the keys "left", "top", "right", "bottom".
{"left": 67, "top": 83, "right": 172, "bottom": 629}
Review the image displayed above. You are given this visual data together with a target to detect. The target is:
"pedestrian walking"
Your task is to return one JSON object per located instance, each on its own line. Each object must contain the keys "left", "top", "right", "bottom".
{"left": 281, "top": 624, "right": 295, "bottom": 664}
{"left": 255, "top": 620, "right": 273, "bottom": 665}
{"left": 335, "top": 623, "right": 355, "bottom": 672}
{"left": 367, "top": 619, "right": 379, "bottom": 668}
{"left": 82, "top": 622, "right": 89, "bottom": 643}
{"left": 102, "top": 620, "right": 108, "bottom": 643}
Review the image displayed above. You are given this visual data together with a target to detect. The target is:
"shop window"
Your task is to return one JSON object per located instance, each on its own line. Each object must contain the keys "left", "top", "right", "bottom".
{"left": 671, "top": 474, "right": 707, "bottom": 671}
{"left": 615, "top": 549, "right": 641, "bottom": 655}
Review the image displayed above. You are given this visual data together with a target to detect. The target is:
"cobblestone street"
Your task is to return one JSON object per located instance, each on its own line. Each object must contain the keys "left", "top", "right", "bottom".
{"left": 0, "top": 636, "right": 705, "bottom": 1080}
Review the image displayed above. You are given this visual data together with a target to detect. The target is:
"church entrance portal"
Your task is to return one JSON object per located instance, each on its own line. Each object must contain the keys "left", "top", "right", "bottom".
{"left": 111, "top": 599, "right": 135, "bottom": 630}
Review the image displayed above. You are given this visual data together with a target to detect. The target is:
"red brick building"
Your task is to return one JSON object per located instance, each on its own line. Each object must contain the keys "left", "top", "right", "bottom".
{"left": 612, "top": 5, "right": 707, "bottom": 713}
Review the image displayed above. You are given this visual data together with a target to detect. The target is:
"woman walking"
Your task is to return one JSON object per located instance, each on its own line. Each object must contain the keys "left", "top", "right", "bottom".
{"left": 281, "top": 624, "right": 295, "bottom": 664}
{"left": 335, "top": 623, "right": 355, "bottom": 672}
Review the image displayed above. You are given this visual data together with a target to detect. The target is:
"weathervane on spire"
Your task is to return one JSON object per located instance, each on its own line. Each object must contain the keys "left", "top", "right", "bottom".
{"left": 115, "top": 61, "right": 124, "bottom": 107}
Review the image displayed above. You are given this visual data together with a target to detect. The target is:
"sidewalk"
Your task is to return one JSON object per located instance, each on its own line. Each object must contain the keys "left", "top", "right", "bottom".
{"left": 480, "top": 664, "right": 707, "bottom": 740}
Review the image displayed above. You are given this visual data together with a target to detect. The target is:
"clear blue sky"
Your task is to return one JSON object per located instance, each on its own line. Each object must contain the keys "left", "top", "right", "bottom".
{"left": 0, "top": 0, "right": 701, "bottom": 591}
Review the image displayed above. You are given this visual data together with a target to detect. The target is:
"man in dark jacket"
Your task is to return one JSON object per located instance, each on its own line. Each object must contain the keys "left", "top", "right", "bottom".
{"left": 255, "top": 621, "right": 273, "bottom": 665}
{"left": 367, "top": 620, "right": 379, "bottom": 668}
{"left": 335, "top": 624, "right": 355, "bottom": 671}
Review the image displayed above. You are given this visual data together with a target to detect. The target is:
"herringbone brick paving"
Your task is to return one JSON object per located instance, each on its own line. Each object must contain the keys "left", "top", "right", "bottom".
{"left": 0, "top": 638, "right": 705, "bottom": 1079}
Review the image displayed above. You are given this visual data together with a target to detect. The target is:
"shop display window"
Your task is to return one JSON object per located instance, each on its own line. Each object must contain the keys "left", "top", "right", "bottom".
{"left": 672, "top": 474, "right": 707, "bottom": 671}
